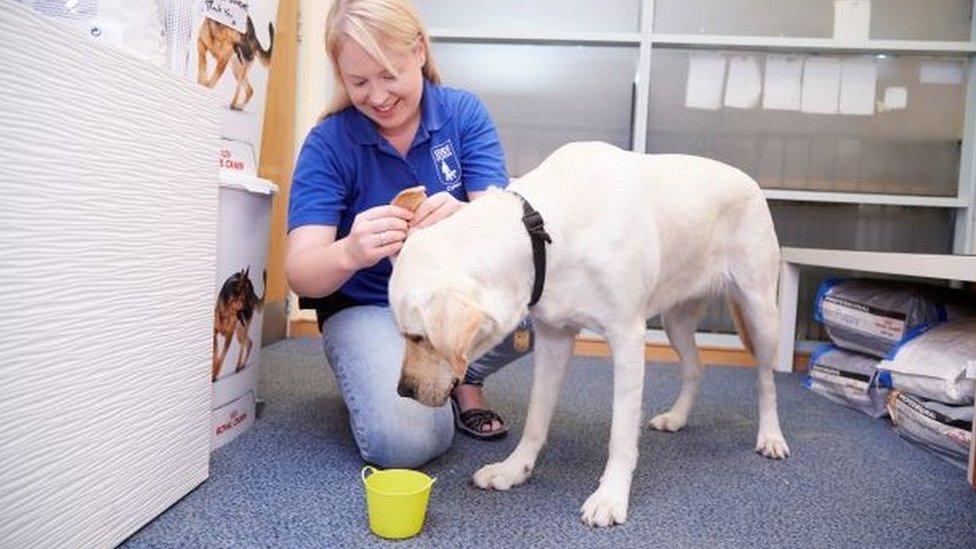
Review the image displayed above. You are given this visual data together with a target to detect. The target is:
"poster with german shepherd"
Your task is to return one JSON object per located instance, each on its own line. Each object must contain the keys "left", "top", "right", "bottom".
{"left": 210, "top": 178, "right": 276, "bottom": 450}
{"left": 190, "top": 0, "right": 278, "bottom": 163}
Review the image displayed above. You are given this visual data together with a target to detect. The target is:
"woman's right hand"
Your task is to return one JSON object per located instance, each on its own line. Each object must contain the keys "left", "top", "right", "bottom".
{"left": 340, "top": 205, "right": 414, "bottom": 269}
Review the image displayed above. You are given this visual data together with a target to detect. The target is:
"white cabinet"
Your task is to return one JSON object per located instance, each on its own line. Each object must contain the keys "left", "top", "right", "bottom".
{"left": 0, "top": 3, "right": 219, "bottom": 547}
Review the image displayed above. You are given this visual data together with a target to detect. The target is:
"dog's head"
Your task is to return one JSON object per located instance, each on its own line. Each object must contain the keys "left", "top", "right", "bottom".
{"left": 389, "top": 233, "right": 513, "bottom": 407}
{"left": 392, "top": 286, "right": 502, "bottom": 407}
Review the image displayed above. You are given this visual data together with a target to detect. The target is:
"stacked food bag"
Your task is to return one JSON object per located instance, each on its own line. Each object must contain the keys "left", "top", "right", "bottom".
{"left": 806, "top": 279, "right": 975, "bottom": 469}
{"left": 804, "top": 344, "right": 889, "bottom": 418}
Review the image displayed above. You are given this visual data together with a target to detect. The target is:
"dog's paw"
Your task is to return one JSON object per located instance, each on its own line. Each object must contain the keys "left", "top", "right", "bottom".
{"left": 472, "top": 461, "right": 532, "bottom": 491}
{"left": 580, "top": 488, "right": 628, "bottom": 528}
{"left": 648, "top": 411, "right": 687, "bottom": 432}
{"left": 756, "top": 433, "right": 791, "bottom": 459}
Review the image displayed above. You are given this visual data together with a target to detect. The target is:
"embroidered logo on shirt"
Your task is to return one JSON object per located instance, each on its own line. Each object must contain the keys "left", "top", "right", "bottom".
{"left": 431, "top": 140, "right": 462, "bottom": 191}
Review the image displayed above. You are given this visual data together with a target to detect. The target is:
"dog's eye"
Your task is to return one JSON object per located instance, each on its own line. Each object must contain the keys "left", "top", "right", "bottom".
{"left": 405, "top": 334, "right": 424, "bottom": 343}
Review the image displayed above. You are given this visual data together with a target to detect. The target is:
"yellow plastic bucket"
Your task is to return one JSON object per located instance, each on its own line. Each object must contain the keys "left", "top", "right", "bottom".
{"left": 361, "top": 466, "right": 436, "bottom": 539}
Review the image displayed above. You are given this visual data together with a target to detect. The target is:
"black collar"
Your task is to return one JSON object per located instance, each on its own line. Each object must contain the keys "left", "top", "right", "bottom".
{"left": 508, "top": 190, "right": 552, "bottom": 307}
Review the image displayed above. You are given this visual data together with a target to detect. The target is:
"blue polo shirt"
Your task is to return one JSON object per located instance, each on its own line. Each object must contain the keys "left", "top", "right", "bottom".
{"left": 288, "top": 80, "right": 508, "bottom": 308}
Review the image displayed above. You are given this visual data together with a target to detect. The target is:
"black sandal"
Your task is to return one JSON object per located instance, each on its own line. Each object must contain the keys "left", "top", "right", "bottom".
{"left": 450, "top": 396, "right": 508, "bottom": 440}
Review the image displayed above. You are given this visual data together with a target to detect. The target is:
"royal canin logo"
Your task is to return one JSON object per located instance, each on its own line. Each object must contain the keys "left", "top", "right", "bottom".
{"left": 219, "top": 158, "right": 246, "bottom": 171}
{"left": 215, "top": 410, "right": 248, "bottom": 435}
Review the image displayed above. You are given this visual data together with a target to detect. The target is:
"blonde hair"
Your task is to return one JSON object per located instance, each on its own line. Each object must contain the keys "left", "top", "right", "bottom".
{"left": 322, "top": 0, "right": 441, "bottom": 118}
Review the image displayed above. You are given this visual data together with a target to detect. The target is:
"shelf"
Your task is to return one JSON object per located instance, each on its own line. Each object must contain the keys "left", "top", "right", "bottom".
{"left": 650, "top": 34, "right": 976, "bottom": 55}
{"left": 762, "top": 189, "right": 969, "bottom": 208}
{"left": 780, "top": 246, "right": 976, "bottom": 281}
{"left": 429, "top": 28, "right": 641, "bottom": 46}
{"left": 430, "top": 29, "right": 976, "bottom": 55}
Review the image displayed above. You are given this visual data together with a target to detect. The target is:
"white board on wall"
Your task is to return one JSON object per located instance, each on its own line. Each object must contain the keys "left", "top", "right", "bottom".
{"left": 0, "top": 3, "right": 218, "bottom": 547}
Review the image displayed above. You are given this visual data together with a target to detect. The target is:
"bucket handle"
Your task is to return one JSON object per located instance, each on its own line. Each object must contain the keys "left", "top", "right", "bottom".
{"left": 361, "top": 465, "right": 377, "bottom": 484}
{"left": 361, "top": 466, "right": 438, "bottom": 490}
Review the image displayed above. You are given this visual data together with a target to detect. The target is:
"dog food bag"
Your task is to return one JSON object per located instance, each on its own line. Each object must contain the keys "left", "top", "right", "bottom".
{"left": 878, "top": 316, "right": 976, "bottom": 405}
{"left": 804, "top": 344, "right": 890, "bottom": 418}
{"left": 15, "top": 0, "right": 168, "bottom": 66}
{"left": 886, "top": 390, "right": 973, "bottom": 470}
{"left": 814, "top": 279, "right": 973, "bottom": 358}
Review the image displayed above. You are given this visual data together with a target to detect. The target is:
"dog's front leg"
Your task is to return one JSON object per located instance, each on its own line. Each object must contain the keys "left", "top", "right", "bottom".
{"left": 473, "top": 323, "right": 575, "bottom": 491}
{"left": 196, "top": 38, "right": 209, "bottom": 85}
{"left": 236, "top": 324, "right": 252, "bottom": 372}
{"left": 204, "top": 49, "right": 232, "bottom": 89}
{"left": 213, "top": 329, "right": 233, "bottom": 381}
{"left": 580, "top": 320, "right": 646, "bottom": 527}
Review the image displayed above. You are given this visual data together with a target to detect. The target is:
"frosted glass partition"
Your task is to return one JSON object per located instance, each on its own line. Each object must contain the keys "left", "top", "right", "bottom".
{"left": 647, "top": 49, "right": 968, "bottom": 196}
{"left": 769, "top": 203, "right": 955, "bottom": 253}
{"left": 415, "top": 0, "right": 641, "bottom": 33}
{"left": 433, "top": 43, "right": 638, "bottom": 177}
{"left": 653, "top": 0, "right": 835, "bottom": 37}
{"left": 870, "top": 0, "right": 972, "bottom": 41}
{"left": 660, "top": 203, "right": 955, "bottom": 335}
{"left": 654, "top": 0, "right": 972, "bottom": 41}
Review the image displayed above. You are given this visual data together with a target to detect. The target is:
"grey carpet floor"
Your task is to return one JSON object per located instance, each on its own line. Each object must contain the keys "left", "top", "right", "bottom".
{"left": 123, "top": 338, "right": 976, "bottom": 548}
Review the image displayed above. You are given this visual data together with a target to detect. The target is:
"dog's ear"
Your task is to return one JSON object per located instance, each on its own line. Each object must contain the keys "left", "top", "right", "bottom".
{"left": 419, "top": 290, "right": 486, "bottom": 378}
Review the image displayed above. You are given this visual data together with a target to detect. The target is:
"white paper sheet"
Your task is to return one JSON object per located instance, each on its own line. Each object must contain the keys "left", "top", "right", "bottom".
{"left": 920, "top": 61, "right": 965, "bottom": 85}
{"left": 882, "top": 86, "right": 908, "bottom": 111}
{"left": 685, "top": 52, "right": 726, "bottom": 110}
{"left": 801, "top": 57, "right": 842, "bottom": 114}
{"left": 724, "top": 55, "right": 762, "bottom": 109}
{"left": 833, "top": 0, "right": 871, "bottom": 42}
{"left": 763, "top": 54, "right": 803, "bottom": 111}
{"left": 839, "top": 57, "right": 877, "bottom": 115}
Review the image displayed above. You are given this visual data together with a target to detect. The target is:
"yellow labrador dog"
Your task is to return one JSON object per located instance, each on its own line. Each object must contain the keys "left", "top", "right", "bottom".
{"left": 389, "top": 141, "right": 789, "bottom": 527}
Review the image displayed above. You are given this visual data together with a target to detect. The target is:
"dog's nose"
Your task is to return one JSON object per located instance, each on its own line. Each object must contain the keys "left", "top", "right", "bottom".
{"left": 397, "top": 381, "right": 415, "bottom": 399}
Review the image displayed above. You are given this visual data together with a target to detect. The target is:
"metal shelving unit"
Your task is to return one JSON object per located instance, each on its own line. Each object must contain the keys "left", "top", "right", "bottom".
{"left": 429, "top": 0, "right": 976, "bottom": 254}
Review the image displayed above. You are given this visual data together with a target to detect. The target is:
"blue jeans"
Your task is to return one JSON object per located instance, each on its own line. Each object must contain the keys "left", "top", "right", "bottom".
{"left": 322, "top": 305, "right": 532, "bottom": 468}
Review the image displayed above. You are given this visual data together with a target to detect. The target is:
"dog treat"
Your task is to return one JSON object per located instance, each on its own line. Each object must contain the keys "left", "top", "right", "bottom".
{"left": 391, "top": 186, "right": 427, "bottom": 212}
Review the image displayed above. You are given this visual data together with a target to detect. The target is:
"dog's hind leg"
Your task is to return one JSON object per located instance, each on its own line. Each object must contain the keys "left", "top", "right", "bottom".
{"left": 580, "top": 318, "right": 646, "bottom": 527}
{"left": 230, "top": 64, "right": 254, "bottom": 111}
{"left": 236, "top": 322, "right": 252, "bottom": 372}
{"left": 230, "top": 59, "right": 246, "bottom": 110}
{"left": 649, "top": 298, "right": 709, "bottom": 432}
{"left": 235, "top": 62, "right": 255, "bottom": 110}
{"left": 472, "top": 323, "right": 576, "bottom": 491}
{"left": 729, "top": 276, "right": 790, "bottom": 459}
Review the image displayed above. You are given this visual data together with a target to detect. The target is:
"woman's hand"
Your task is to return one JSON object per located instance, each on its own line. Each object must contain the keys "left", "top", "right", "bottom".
{"left": 340, "top": 205, "right": 413, "bottom": 269}
{"left": 410, "top": 192, "right": 464, "bottom": 231}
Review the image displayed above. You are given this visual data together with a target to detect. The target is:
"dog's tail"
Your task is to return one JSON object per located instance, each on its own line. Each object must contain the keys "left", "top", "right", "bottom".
{"left": 247, "top": 17, "right": 274, "bottom": 67}
{"left": 727, "top": 298, "right": 756, "bottom": 357}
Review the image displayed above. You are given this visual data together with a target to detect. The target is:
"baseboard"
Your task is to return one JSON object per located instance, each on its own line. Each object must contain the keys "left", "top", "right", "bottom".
{"left": 289, "top": 317, "right": 321, "bottom": 339}
{"left": 287, "top": 318, "right": 810, "bottom": 371}
{"left": 574, "top": 337, "right": 810, "bottom": 372}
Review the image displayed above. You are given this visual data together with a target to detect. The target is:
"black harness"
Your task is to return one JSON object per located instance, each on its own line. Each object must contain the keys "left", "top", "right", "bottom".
{"left": 507, "top": 191, "right": 552, "bottom": 307}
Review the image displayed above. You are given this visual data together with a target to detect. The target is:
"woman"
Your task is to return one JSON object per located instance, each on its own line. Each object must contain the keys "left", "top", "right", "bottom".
{"left": 286, "top": 0, "right": 531, "bottom": 468}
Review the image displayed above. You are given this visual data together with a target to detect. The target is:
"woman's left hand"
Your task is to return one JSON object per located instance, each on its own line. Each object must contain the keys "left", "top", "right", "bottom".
{"left": 410, "top": 192, "right": 464, "bottom": 231}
